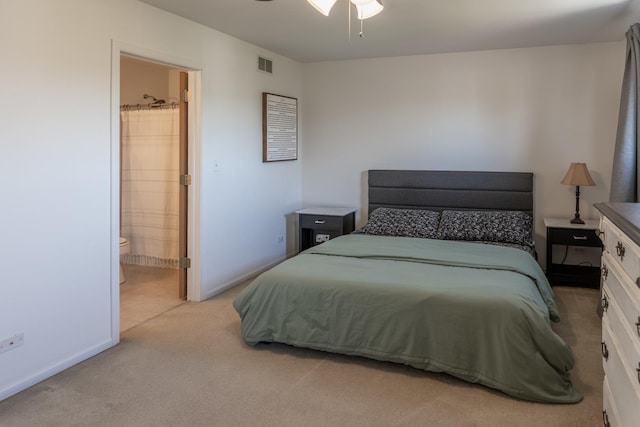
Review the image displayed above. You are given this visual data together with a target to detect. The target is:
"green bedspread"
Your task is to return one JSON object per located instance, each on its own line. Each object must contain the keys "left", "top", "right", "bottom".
{"left": 233, "top": 234, "right": 582, "bottom": 403}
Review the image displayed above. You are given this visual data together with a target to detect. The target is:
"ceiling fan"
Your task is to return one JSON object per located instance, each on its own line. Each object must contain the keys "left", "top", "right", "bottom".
{"left": 307, "top": 0, "right": 384, "bottom": 20}
{"left": 255, "top": 0, "right": 384, "bottom": 38}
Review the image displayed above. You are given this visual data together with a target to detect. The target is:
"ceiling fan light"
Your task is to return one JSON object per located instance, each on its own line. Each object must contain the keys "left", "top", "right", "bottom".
{"left": 354, "top": 0, "right": 383, "bottom": 20}
{"left": 307, "top": 0, "right": 338, "bottom": 16}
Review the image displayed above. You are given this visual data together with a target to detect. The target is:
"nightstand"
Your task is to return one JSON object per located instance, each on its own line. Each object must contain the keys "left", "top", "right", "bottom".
{"left": 296, "top": 207, "right": 356, "bottom": 251}
{"left": 544, "top": 218, "right": 602, "bottom": 288}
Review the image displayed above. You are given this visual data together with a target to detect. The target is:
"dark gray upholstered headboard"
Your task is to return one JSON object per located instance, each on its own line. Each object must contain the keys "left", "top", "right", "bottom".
{"left": 368, "top": 170, "right": 534, "bottom": 217}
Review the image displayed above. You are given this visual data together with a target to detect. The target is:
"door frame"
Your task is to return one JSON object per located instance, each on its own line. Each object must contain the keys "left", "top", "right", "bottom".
{"left": 110, "top": 40, "right": 203, "bottom": 345}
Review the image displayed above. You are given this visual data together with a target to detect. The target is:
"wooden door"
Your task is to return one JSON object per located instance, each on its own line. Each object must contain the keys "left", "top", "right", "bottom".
{"left": 179, "top": 72, "right": 188, "bottom": 299}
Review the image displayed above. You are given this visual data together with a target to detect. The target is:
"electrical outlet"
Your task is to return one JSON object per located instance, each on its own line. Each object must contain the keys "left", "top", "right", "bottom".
{"left": 315, "top": 234, "right": 331, "bottom": 243}
{"left": 276, "top": 235, "right": 284, "bottom": 244}
{"left": 0, "top": 333, "right": 24, "bottom": 354}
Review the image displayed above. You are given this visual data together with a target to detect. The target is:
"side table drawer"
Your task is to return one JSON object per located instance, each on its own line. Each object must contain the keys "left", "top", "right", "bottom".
{"left": 544, "top": 218, "right": 603, "bottom": 288}
{"left": 550, "top": 228, "right": 601, "bottom": 246}
{"left": 300, "top": 214, "right": 344, "bottom": 231}
{"left": 297, "top": 208, "right": 356, "bottom": 251}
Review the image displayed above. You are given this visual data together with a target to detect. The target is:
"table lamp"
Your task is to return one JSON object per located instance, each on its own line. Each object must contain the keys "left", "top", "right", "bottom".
{"left": 561, "top": 162, "right": 595, "bottom": 224}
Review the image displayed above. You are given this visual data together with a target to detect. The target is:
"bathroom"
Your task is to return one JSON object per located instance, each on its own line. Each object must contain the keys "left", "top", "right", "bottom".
{"left": 119, "top": 55, "right": 187, "bottom": 331}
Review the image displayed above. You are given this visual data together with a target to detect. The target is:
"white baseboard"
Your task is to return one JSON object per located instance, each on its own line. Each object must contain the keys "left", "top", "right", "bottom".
{"left": 0, "top": 339, "right": 114, "bottom": 401}
{"left": 203, "top": 255, "right": 288, "bottom": 301}
{"left": 1, "top": 255, "right": 296, "bottom": 401}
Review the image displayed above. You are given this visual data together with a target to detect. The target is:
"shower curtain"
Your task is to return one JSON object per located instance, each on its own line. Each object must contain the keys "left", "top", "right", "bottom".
{"left": 120, "top": 107, "right": 180, "bottom": 269}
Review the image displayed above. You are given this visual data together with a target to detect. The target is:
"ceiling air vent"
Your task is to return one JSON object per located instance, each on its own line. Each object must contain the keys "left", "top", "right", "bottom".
{"left": 258, "top": 56, "right": 273, "bottom": 74}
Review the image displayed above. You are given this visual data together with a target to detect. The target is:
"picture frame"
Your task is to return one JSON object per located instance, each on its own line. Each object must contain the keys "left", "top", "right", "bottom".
{"left": 262, "top": 92, "right": 298, "bottom": 162}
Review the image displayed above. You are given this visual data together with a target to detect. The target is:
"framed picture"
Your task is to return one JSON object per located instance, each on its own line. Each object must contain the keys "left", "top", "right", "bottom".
{"left": 262, "top": 92, "right": 298, "bottom": 162}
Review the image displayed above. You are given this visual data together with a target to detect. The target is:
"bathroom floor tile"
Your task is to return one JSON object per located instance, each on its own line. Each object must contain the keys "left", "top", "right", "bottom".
{"left": 120, "top": 264, "right": 184, "bottom": 332}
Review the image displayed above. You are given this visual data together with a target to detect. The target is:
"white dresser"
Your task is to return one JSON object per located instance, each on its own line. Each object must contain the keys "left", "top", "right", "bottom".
{"left": 595, "top": 203, "right": 640, "bottom": 427}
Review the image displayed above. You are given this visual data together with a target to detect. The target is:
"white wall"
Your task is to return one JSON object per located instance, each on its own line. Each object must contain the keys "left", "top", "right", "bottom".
{"left": 301, "top": 42, "right": 625, "bottom": 261}
{"left": 0, "top": 0, "right": 302, "bottom": 400}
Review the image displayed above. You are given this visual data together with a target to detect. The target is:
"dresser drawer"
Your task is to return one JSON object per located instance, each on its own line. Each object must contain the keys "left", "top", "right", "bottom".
{"left": 602, "top": 253, "right": 640, "bottom": 347}
{"left": 602, "top": 318, "right": 640, "bottom": 426}
{"left": 548, "top": 227, "right": 601, "bottom": 247}
{"left": 603, "top": 378, "right": 621, "bottom": 427}
{"left": 602, "top": 217, "right": 640, "bottom": 284}
{"left": 602, "top": 283, "right": 640, "bottom": 391}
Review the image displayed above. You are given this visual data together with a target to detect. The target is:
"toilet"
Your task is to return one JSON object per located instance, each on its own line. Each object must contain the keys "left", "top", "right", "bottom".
{"left": 119, "top": 237, "right": 131, "bottom": 284}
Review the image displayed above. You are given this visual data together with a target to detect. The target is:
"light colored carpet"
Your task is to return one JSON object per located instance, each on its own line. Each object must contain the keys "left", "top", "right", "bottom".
{"left": 0, "top": 284, "right": 602, "bottom": 427}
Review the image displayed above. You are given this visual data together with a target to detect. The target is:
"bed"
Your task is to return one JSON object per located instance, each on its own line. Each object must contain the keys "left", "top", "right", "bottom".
{"left": 233, "top": 170, "right": 581, "bottom": 403}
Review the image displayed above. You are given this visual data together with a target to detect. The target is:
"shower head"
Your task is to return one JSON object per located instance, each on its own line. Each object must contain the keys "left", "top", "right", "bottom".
{"left": 143, "top": 94, "right": 165, "bottom": 105}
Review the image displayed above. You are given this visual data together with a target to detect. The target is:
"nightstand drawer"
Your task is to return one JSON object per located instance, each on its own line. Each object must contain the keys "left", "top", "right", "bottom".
{"left": 297, "top": 208, "right": 356, "bottom": 251}
{"left": 300, "top": 214, "right": 344, "bottom": 231}
{"left": 544, "top": 218, "right": 602, "bottom": 288}
{"left": 549, "top": 228, "right": 600, "bottom": 246}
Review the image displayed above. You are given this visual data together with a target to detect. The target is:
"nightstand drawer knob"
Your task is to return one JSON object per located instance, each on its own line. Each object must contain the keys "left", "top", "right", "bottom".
{"left": 601, "top": 295, "right": 609, "bottom": 312}
{"left": 616, "top": 241, "right": 626, "bottom": 260}
{"left": 572, "top": 235, "right": 588, "bottom": 241}
{"left": 314, "top": 220, "right": 326, "bottom": 225}
{"left": 601, "top": 341, "right": 609, "bottom": 360}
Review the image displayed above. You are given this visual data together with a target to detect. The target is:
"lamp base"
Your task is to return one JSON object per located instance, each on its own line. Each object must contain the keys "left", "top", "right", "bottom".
{"left": 570, "top": 185, "right": 585, "bottom": 225}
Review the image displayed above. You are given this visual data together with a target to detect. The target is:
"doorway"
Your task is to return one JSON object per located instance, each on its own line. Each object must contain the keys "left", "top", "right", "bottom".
{"left": 119, "top": 56, "right": 188, "bottom": 331}
{"left": 110, "top": 42, "right": 201, "bottom": 342}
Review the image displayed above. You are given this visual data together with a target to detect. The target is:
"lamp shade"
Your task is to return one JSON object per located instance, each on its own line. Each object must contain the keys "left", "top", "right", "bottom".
{"left": 561, "top": 163, "right": 595, "bottom": 187}
{"left": 307, "top": 0, "right": 338, "bottom": 16}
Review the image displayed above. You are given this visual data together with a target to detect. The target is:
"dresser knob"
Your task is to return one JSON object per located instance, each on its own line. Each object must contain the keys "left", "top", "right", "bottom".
{"left": 616, "top": 241, "right": 626, "bottom": 260}
{"left": 602, "top": 265, "right": 608, "bottom": 280}
{"left": 601, "top": 295, "right": 609, "bottom": 312}
{"left": 602, "top": 341, "right": 609, "bottom": 360}
{"left": 314, "top": 220, "right": 326, "bottom": 225}
{"left": 602, "top": 410, "right": 610, "bottom": 427}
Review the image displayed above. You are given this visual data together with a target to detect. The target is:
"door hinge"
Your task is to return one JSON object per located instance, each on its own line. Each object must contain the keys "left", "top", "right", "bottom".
{"left": 180, "top": 174, "right": 192, "bottom": 186}
{"left": 179, "top": 257, "right": 191, "bottom": 269}
{"left": 182, "top": 89, "right": 191, "bottom": 103}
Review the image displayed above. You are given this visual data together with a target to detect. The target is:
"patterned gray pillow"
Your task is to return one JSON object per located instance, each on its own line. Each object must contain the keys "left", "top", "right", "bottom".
{"left": 355, "top": 208, "right": 440, "bottom": 239}
{"left": 437, "top": 210, "right": 533, "bottom": 246}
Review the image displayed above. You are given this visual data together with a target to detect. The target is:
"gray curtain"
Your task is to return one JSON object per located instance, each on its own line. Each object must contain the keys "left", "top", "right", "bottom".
{"left": 599, "top": 24, "right": 640, "bottom": 319}
{"left": 610, "top": 23, "right": 640, "bottom": 202}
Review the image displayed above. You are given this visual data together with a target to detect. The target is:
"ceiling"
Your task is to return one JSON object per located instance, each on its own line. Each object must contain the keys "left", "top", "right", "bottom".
{"left": 139, "top": 0, "right": 640, "bottom": 63}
